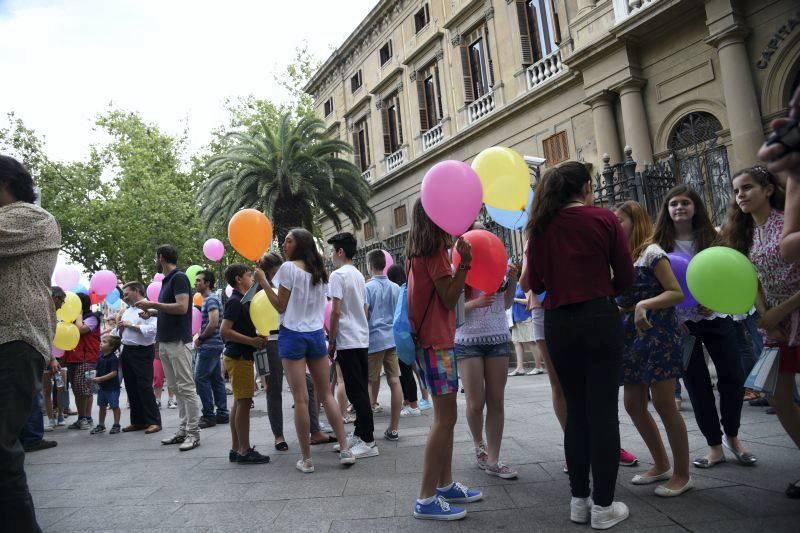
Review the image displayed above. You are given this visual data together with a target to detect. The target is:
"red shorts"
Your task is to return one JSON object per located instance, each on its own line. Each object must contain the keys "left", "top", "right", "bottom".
{"left": 778, "top": 345, "right": 800, "bottom": 374}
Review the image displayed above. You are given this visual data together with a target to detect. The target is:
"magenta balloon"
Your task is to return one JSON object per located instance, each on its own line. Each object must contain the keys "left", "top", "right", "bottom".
{"left": 225, "top": 285, "right": 233, "bottom": 297}
{"left": 203, "top": 238, "right": 225, "bottom": 261}
{"left": 54, "top": 264, "right": 80, "bottom": 290}
{"left": 153, "top": 273, "right": 165, "bottom": 282}
{"left": 90, "top": 270, "right": 117, "bottom": 295}
{"left": 51, "top": 346, "right": 64, "bottom": 358}
{"left": 382, "top": 250, "right": 394, "bottom": 274}
{"left": 667, "top": 252, "right": 697, "bottom": 309}
{"left": 191, "top": 307, "right": 202, "bottom": 335}
{"left": 421, "top": 160, "right": 483, "bottom": 236}
{"left": 146, "top": 281, "right": 162, "bottom": 302}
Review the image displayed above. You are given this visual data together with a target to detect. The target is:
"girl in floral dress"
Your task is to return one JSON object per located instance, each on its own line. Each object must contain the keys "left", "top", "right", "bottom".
{"left": 720, "top": 166, "right": 800, "bottom": 498}
{"left": 613, "top": 201, "right": 692, "bottom": 497}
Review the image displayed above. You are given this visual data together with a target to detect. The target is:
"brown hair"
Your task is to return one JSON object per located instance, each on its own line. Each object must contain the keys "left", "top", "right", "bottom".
{"left": 720, "top": 166, "right": 786, "bottom": 254}
{"left": 525, "top": 161, "right": 591, "bottom": 238}
{"left": 652, "top": 185, "right": 717, "bottom": 253}
{"left": 258, "top": 252, "right": 284, "bottom": 275}
{"left": 122, "top": 281, "right": 145, "bottom": 296}
{"left": 405, "top": 198, "right": 454, "bottom": 259}
{"left": 614, "top": 201, "right": 654, "bottom": 261}
{"left": 287, "top": 228, "right": 328, "bottom": 285}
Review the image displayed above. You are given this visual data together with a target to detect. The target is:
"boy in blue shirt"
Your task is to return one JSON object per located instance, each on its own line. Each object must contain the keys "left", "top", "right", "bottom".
{"left": 90, "top": 335, "right": 122, "bottom": 434}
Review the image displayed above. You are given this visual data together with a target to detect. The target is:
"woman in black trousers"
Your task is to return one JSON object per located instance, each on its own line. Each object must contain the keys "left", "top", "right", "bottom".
{"left": 522, "top": 162, "right": 634, "bottom": 530}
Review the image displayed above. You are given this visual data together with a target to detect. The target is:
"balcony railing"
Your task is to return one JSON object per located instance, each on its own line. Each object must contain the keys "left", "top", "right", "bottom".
{"left": 526, "top": 50, "right": 566, "bottom": 91}
{"left": 614, "top": 0, "right": 659, "bottom": 22}
{"left": 467, "top": 90, "right": 496, "bottom": 125}
{"left": 422, "top": 123, "right": 444, "bottom": 151}
{"left": 385, "top": 148, "right": 405, "bottom": 173}
{"left": 361, "top": 169, "right": 372, "bottom": 183}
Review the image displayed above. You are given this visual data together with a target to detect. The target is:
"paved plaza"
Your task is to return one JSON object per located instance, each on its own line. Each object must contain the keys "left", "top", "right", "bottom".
{"left": 27, "top": 373, "right": 799, "bottom": 532}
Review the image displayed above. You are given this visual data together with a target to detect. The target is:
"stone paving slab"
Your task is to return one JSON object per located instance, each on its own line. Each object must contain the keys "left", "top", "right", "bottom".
{"left": 26, "top": 372, "right": 800, "bottom": 532}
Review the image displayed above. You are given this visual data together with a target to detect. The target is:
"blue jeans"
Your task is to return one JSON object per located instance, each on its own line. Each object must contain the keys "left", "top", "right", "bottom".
{"left": 194, "top": 347, "right": 228, "bottom": 418}
{"left": 20, "top": 393, "right": 44, "bottom": 446}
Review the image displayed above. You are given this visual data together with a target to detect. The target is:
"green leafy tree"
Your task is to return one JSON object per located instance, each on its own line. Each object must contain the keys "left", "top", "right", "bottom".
{"left": 197, "top": 113, "right": 373, "bottom": 246}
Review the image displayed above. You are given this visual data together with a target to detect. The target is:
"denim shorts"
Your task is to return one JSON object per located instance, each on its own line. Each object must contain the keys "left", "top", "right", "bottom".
{"left": 278, "top": 326, "right": 328, "bottom": 361}
{"left": 454, "top": 342, "right": 513, "bottom": 360}
{"left": 97, "top": 388, "right": 120, "bottom": 409}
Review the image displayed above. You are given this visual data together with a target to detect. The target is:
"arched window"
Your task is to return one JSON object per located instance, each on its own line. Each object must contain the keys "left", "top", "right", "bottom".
{"left": 667, "top": 112, "right": 731, "bottom": 225}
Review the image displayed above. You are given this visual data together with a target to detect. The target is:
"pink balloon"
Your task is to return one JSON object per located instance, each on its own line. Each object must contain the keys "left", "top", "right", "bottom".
{"left": 53, "top": 264, "right": 80, "bottom": 290}
{"left": 382, "top": 250, "right": 394, "bottom": 274}
{"left": 191, "top": 307, "right": 202, "bottom": 335}
{"left": 51, "top": 346, "right": 64, "bottom": 358}
{"left": 153, "top": 273, "right": 165, "bottom": 282}
{"left": 323, "top": 300, "right": 332, "bottom": 332}
{"left": 421, "top": 160, "right": 483, "bottom": 236}
{"left": 225, "top": 285, "right": 233, "bottom": 297}
{"left": 203, "top": 238, "right": 225, "bottom": 262}
{"left": 90, "top": 270, "right": 117, "bottom": 295}
{"left": 146, "top": 281, "right": 162, "bottom": 302}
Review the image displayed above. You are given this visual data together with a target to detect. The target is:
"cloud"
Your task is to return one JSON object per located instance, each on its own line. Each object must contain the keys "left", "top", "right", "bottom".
{"left": 0, "top": 0, "right": 376, "bottom": 162}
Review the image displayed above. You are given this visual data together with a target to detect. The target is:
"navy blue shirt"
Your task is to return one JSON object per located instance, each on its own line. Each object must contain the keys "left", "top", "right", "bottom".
{"left": 157, "top": 268, "right": 193, "bottom": 343}
{"left": 222, "top": 289, "right": 257, "bottom": 360}
{"left": 95, "top": 351, "right": 121, "bottom": 391}
{"left": 511, "top": 284, "right": 532, "bottom": 324}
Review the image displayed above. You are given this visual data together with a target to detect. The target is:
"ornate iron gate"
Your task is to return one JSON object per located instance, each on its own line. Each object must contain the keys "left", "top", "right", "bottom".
{"left": 667, "top": 112, "right": 732, "bottom": 226}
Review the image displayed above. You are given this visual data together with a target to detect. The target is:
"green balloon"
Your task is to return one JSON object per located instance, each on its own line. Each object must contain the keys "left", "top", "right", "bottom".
{"left": 686, "top": 247, "right": 757, "bottom": 315}
{"left": 186, "top": 264, "right": 203, "bottom": 286}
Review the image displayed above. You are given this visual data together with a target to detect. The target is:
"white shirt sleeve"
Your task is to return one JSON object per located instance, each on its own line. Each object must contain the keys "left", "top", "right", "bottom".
{"left": 276, "top": 262, "right": 294, "bottom": 291}
{"left": 328, "top": 272, "right": 343, "bottom": 300}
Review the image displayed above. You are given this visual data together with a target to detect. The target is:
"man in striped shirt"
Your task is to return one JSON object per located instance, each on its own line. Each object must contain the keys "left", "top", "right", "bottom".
{"left": 193, "top": 270, "right": 229, "bottom": 428}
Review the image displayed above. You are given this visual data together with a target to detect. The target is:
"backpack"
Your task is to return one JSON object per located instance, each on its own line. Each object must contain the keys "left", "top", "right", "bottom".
{"left": 393, "top": 283, "right": 417, "bottom": 366}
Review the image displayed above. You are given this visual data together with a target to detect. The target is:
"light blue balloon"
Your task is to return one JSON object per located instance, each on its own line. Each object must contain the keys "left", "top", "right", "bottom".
{"left": 74, "top": 284, "right": 88, "bottom": 295}
{"left": 486, "top": 190, "right": 534, "bottom": 230}
{"left": 107, "top": 299, "right": 121, "bottom": 310}
{"left": 106, "top": 288, "right": 120, "bottom": 305}
{"left": 537, "top": 291, "right": 547, "bottom": 302}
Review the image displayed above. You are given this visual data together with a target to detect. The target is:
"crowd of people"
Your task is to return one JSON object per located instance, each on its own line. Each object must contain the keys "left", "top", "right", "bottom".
{"left": 2, "top": 88, "right": 800, "bottom": 532}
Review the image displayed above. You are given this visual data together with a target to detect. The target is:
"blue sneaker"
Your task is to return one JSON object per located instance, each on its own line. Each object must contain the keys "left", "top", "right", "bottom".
{"left": 436, "top": 482, "right": 483, "bottom": 503}
{"left": 418, "top": 399, "right": 432, "bottom": 411}
{"left": 413, "top": 496, "right": 466, "bottom": 520}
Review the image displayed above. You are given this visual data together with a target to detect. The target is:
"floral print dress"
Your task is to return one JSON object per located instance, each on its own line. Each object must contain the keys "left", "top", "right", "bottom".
{"left": 616, "top": 244, "right": 683, "bottom": 385}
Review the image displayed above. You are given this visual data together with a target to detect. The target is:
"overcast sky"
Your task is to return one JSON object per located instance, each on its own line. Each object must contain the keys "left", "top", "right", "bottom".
{"left": 0, "top": 0, "right": 376, "bottom": 163}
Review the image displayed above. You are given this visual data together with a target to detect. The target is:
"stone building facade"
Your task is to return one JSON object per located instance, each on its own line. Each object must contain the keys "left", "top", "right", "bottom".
{"left": 305, "top": 0, "right": 800, "bottom": 271}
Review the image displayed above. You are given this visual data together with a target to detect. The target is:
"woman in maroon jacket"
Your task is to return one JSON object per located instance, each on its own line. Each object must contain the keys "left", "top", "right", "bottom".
{"left": 522, "top": 161, "right": 634, "bottom": 530}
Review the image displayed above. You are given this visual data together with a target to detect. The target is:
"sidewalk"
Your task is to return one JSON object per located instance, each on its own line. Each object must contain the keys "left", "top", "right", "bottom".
{"left": 27, "top": 373, "right": 799, "bottom": 532}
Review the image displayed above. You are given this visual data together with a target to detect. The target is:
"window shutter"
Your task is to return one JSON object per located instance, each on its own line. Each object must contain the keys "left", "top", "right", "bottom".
{"left": 363, "top": 122, "right": 371, "bottom": 167}
{"left": 381, "top": 105, "right": 391, "bottom": 155}
{"left": 434, "top": 64, "right": 444, "bottom": 119}
{"left": 395, "top": 96, "right": 404, "bottom": 145}
{"left": 417, "top": 78, "right": 429, "bottom": 132}
{"left": 352, "top": 131, "right": 362, "bottom": 171}
{"left": 484, "top": 25, "right": 495, "bottom": 87}
{"left": 516, "top": 1, "right": 534, "bottom": 66}
{"left": 549, "top": 0, "right": 562, "bottom": 44}
{"left": 460, "top": 45, "right": 475, "bottom": 104}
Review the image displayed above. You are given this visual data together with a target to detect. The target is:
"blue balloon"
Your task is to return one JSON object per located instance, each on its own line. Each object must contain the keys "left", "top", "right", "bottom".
{"left": 107, "top": 299, "right": 121, "bottom": 310}
{"left": 74, "top": 284, "right": 88, "bottom": 294}
{"left": 106, "top": 288, "right": 120, "bottom": 305}
{"left": 537, "top": 291, "right": 547, "bottom": 302}
{"left": 486, "top": 190, "right": 534, "bottom": 230}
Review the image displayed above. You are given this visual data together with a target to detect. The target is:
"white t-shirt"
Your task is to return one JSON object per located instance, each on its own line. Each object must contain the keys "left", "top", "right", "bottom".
{"left": 328, "top": 264, "right": 369, "bottom": 350}
{"left": 273, "top": 261, "right": 327, "bottom": 332}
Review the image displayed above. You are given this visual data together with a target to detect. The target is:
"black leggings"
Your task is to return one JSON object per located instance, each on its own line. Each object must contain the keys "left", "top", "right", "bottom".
{"left": 684, "top": 317, "right": 745, "bottom": 446}
{"left": 545, "top": 297, "right": 623, "bottom": 507}
{"left": 398, "top": 360, "right": 418, "bottom": 403}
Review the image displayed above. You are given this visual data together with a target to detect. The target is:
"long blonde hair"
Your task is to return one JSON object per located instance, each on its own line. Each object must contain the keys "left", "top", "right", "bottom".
{"left": 615, "top": 201, "right": 654, "bottom": 260}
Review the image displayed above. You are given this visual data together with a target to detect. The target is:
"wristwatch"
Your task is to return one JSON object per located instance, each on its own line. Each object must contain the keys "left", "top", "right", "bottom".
{"left": 458, "top": 263, "right": 471, "bottom": 272}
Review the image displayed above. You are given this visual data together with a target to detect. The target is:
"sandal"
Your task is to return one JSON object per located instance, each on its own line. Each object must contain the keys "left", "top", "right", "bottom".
{"left": 274, "top": 441, "right": 289, "bottom": 451}
{"left": 722, "top": 436, "right": 757, "bottom": 466}
{"left": 343, "top": 414, "right": 355, "bottom": 424}
{"left": 310, "top": 434, "right": 337, "bottom": 445}
{"left": 743, "top": 390, "right": 760, "bottom": 402}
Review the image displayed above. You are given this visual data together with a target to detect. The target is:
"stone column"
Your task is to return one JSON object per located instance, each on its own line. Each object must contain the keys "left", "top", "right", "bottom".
{"left": 708, "top": 29, "right": 763, "bottom": 170}
{"left": 577, "top": 0, "right": 596, "bottom": 15}
{"left": 618, "top": 80, "right": 654, "bottom": 167}
{"left": 587, "top": 91, "right": 622, "bottom": 166}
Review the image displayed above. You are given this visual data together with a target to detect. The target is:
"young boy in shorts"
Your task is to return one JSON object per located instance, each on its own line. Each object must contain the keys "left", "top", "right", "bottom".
{"left": 90, "top": 335, "right": 122, "bottom": 434}
{"left": 220, "top": 264, "right": 270, "bottom": 465}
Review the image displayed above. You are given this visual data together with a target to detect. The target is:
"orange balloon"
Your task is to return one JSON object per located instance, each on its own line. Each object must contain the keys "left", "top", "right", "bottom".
{"left": 193, "top": 292, "right": 204, "bottom": 307}
{"left": 228, "top": 209, "right": 273, "bottom": 261}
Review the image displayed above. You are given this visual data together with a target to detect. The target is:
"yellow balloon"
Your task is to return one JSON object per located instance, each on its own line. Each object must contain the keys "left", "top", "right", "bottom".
{"left": 53, "top": 322, "right": 80, "bottom": 351}
{"left": 56, "top": 292, "right": 81, "bottom": 323}
{"left": 471, "top": 147, "right": 531, "bottom": 210}
{"left": 249, "top": 290, "right": 279, "bottom": 335}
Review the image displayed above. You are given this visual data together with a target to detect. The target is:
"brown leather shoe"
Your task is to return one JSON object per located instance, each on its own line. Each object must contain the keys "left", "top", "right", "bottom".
{"left": 144, "top": 425, "right": 162, "bottom": 434}
{"left": 122, "top": 424, "right": 147, "bottom": 432}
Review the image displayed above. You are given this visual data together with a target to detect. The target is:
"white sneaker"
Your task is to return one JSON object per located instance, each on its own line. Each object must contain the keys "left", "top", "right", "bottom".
{"left": 571, "top": 497, "right": 593, "bottom": 524}
{"left": 332, "top": 432, "right": 355, "bottom": 452}
{"left": 296, "top": 458, "right": 315, "bottom": 473}
{"left": 591, "top": 502, "right": 629, "bottom": 530}
{"left": 350, "top": 437, "right": 380, "bottom": 458}
{"left": 339, "top": 450, "right": 356, "bottom": 465}
{"left": 400, "top": 406, "right": 422, "bottom": 417}
{"left": 44, "top": 420, "right": 55, "bottom": 432}
{"left": 167, "top": 399, "right": 177, "bottom": 409}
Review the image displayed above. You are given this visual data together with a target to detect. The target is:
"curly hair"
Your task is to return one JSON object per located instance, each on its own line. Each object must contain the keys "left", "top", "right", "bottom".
{"left": 719, "top": 166, "right": 786, "bottom": 254}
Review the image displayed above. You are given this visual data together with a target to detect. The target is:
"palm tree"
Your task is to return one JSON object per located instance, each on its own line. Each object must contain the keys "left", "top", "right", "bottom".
{"left": 198, "top": 113, "right": 374, "bottom": 247}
